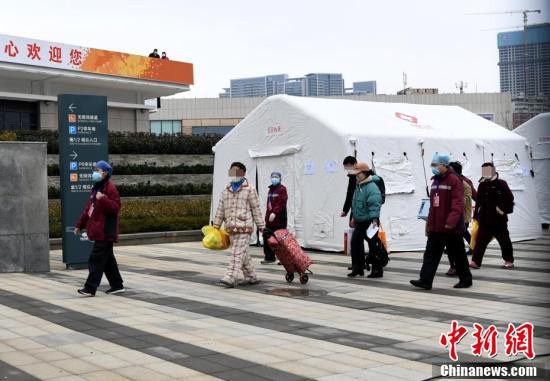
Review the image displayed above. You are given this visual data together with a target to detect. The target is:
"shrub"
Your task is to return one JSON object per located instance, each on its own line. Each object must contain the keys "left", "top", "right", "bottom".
{"left": 9, "top": 130, "right": 221, "bottom": 155}
{"left": 47, "top": 183, "right": 212, "bottom": 199}
{"left": 0, "top": 131, "right": 17, "bottom": 141}
{"left": 47, "top": 163, "right": 214, "bottom": 176}
{"left": 48, "top": 198, "right": 210, "bottom": 238}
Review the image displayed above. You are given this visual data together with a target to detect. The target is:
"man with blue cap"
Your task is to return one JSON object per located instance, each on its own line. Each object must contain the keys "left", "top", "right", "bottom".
{"left": 75, "top": 160, "right": 124, "bottom": 296}
{"left": 410, "top": 153, "right": 473, "bottom": 290}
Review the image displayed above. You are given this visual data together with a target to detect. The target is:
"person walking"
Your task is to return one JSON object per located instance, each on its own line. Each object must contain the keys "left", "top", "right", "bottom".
{"left": 261, "top": 172, "right": 288, "bottom": 264}
{"left": 410, "top": 153, "right": 473, "bottom": 290}
{"left": 446, "top": 161, "right": 477, "bottom": 276}
{"left": 213, "top": 162, "right": 265, "bottom": 287}
{"left": 342, "top": 156, "right": 358, "bottom": 270}
{"left": 75, "top": 161, "right": 124, "bottom": 297}
{"left": 348, "top": 162, "right": 384, "bottom": 278}
{"left": 470, "top": 162, "right": 515, "bottom": 269}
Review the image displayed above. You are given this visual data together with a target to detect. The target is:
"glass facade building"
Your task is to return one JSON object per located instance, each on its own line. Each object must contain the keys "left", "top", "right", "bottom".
{"left": 352, "top": 81, "right": 377, "bottom": 95}
{"left": 304, "top": 73, "right": 344, "bottom": 96}
{"left": 228, "top": 74, "right": 288, "bottom": 98}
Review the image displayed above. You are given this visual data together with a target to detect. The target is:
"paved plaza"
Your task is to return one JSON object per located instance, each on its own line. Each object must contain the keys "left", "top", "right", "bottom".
{"left": 0, "top": 233, "right": 549, "bottom": 380}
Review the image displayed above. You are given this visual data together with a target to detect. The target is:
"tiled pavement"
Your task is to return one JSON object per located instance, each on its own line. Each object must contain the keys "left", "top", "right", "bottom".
{"left": 0, "top": 233, "right": 549, "bottom": 380}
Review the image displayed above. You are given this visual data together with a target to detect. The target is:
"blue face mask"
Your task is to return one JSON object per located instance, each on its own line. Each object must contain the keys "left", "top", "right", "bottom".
{"left": 92, "top": 171, "right": 103, "bottom": 182}
{"left": 431, "top": 167, "right": 441, "bottom": 176}
{"left": 271, "top": 178, "right": 280, "bottom": 186}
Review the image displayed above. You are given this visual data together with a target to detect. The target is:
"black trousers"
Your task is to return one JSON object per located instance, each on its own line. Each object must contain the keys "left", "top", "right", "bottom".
{"left": 448, "top": 222, "right": 471, "bottom": 269}
{"left": 420, "top": 232, "right": 472, "bottom": 286}
{"left": 85, "top": 240, "right": 124, "bottom": 292}
{"left": 351, "top": 220, "right": 383, "bottom": 274}
{"left": 263, "top": 228, "right": 285, "bottom": 261}
{"left": 471, "top": 223, "right": 514, "bottom": 265}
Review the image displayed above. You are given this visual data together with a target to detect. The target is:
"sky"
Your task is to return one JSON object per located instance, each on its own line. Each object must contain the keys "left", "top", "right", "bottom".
{"left": 1, "top": 0, "right": 548, "bottom": 98}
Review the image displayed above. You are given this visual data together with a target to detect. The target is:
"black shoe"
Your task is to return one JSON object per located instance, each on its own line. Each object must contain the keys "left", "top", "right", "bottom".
{"left": 453, "top": 281, "right": 472, "bottom": 289}
{"left": 347, "top": 266, "right": 353, "bottom": 270}
{"left": 347, "top": 271, "right": 364, "bottom": 278}
{"left": 77, "top": 288, "right": 95, "bottom": 297}
{"left": 410, "top": 280, "right": 432, "bottom": 290}
{"left": 105, "top": 287, "right": 125, "bottom": 295}
{"left": 367, "top": 272, "right": 383, "bottom": 278}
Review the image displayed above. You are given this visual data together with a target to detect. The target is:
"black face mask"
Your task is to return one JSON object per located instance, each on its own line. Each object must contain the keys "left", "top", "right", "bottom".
{"left": 365, "top": 170, "right": 374, "bottom": 177}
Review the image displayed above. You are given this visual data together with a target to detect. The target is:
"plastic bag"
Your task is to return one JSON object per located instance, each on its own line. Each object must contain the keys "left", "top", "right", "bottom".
{"left": 202, "top": 225, "right": 230, "bottom": 250}
{"left": 379, "top": 227, "right": 389, "bottom": 253}
{"left": 470, "top": 220, "right": 479, "bottom": 251}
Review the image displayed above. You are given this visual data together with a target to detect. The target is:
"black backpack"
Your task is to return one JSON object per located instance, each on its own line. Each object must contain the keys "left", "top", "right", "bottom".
{"left": 374, "top": 176, "right": 386, "bottom": 205}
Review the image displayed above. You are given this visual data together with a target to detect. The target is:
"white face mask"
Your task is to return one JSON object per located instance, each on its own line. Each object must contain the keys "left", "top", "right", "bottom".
{"left": 230, "top": 176, "right": 243, "bottom": 183}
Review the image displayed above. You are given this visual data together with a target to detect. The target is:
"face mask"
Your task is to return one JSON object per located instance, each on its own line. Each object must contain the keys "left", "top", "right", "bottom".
{"left": 230, "top": 176, "right": 243, "bottom": 183}
{"left": 271, "top": 178, "right": 280, "bottom": 185}
{"left": 92, "top": 171, "right": 103, "bottom": 182}
{"left": 431, "top": 167, "right": 440, "bottom": 176}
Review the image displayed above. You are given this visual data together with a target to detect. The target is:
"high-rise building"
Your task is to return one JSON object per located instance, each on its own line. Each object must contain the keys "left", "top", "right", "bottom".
{"left": 352, "top": 81, "right": 377, "bottom": 95}
{"left": 498, "top": 23, "right": 550, "bottom": 97}
{"left": 221, "top": 73, "right": 346, "bottom": 97}
{"left": 227, "top": 74, "right": 288, "bottom": 98}
{"left": 304, "top": 73, "right": 344, "bottom": 96}
{"left": 276, "top": 78, "right": 308, "bottom": 96}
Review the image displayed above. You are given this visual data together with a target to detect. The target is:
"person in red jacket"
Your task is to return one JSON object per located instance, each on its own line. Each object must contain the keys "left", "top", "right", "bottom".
{"left": 470, "top": 162, "right": 515, "bottom": 269}
{"left": 75, "top": 161, "right": 124, "bottom": 297}
{"left": 262, "top": 171, "right": 288, "bottom": 264}
{"left": 410, "top": 153, "right": 473, "bottom": 290}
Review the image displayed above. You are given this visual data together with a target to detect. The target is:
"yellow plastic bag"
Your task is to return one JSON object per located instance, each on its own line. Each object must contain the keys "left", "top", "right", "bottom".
{"left": 202, "top": 226, "right": 230, "bottom": 250}
{"left": 219, "top": 228, "right": 230, "bottom": 250}
{"left": 470, "top": 220, "right": 479, "bottom": 251}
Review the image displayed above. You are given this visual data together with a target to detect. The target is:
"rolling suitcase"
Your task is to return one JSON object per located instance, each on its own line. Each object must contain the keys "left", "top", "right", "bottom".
{"left": 266, "top": 229, "right": 313, "bottom": 284}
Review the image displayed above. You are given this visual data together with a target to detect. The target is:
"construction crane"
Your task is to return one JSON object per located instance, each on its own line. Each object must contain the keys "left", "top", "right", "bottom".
{"left": 467, "top": 9, "right": 542, "bottom": 98}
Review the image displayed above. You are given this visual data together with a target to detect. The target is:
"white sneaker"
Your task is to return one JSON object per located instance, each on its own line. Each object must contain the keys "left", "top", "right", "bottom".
{"left": 239, "top": 277, "right": 259, "bottom": 285}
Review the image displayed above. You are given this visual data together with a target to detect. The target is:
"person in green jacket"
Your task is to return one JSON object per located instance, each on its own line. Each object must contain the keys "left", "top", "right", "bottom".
{"left": 349, "top": 162, "right": 384, "bottom": 278}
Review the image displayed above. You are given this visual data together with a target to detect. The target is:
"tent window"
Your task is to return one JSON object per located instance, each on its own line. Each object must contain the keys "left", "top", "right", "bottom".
{"left": 373, "top": 158, "right": 415, "bottom": 194}
{"left": 494, "top": 159, "right": 525, "bottom": 191}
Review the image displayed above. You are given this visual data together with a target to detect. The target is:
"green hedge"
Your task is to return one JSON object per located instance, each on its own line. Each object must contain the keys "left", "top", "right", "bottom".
{"left": 49, "top": 198, "right": 210, "bottom": 238}
{"left": 48, "top": 163, "right": 213, "bottom": 176}
{"left": 48, "top": 183, "right": 212, "bottom": 199}
{"left": 8, "top": 130, "right": 221, "bottom": 155}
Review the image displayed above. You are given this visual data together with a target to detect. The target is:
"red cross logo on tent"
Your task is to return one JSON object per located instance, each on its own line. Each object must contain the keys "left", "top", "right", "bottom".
{"left": 395, "top": 112, "right": 418, "bottom": 124}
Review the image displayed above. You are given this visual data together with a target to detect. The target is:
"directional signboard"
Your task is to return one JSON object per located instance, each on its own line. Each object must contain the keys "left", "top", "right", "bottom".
{"left": 58, "top": 95, "right": 109, "bottom": 268}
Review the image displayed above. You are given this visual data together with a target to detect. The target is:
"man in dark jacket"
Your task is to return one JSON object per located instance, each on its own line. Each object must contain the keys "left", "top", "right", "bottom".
{"left": 446, "top": 161, "right": 476, "bottom": 276}
{"left": 75, "top": 161, "right": 124, "bottom": 296}
{"left": 341, "top": 156, "right": 357, "bottom": 219}
{"left": 470, "top": 162, "right": 515, "bottom": 269}
{"left": 262, "top": 171, "right": 288, "bottom": 264}
{"left": 148, "top": 49, "right": 160, "bottom": 58}
{"left": 342, "top": 156, "right": 357, "bottom": 270}
{"left": 411, "top": 153, "right": 473, "bottom": 290}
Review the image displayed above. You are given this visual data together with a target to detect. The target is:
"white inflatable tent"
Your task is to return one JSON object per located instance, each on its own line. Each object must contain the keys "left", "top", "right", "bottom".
{"left": 211, "top": 95, "right": 542, "bottom": 251}
{"left": 514, "top": 113, "right": 550, "bottom": 225}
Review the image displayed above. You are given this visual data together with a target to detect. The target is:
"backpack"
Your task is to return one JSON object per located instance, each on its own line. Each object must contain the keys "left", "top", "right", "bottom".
{"left": 374, "top": 176, "right": 386, "bottom": 205}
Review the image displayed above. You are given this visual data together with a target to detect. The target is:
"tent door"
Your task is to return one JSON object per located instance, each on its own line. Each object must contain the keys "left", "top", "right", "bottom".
{"left": 255, "top": 154, "right": 299, "bottom": 238}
